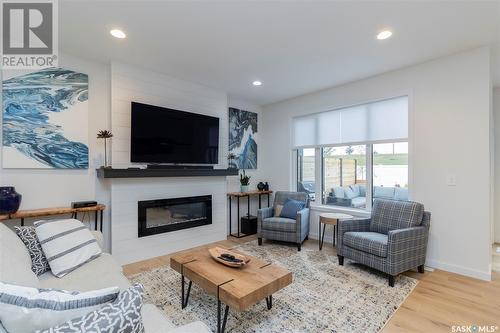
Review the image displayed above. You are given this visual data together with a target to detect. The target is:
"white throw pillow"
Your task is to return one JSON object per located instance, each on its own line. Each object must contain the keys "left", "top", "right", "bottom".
{"left": 34, "top": 219, "right": 102, "bottom": 278}
{"left": 0, "top": 282, "right": 119, "bottom": 333}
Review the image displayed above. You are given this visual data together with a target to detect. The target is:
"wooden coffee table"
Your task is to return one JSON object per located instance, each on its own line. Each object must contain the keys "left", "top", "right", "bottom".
{"left": 170, "top": 247, "right": 292, "bottom": 333}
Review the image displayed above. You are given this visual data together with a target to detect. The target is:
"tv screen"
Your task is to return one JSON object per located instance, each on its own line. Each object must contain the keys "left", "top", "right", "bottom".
{"left": 130, "top": 102, "right": 219, "bottom": 164}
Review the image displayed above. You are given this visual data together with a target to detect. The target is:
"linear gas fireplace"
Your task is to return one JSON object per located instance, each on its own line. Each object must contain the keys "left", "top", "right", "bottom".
{"left": 138, "top": 195, "right": 212, "bottom": 237}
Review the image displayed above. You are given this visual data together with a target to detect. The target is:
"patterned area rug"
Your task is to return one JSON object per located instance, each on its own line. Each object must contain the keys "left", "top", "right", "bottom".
{"left": 129, "top": 241, "right": 417, "bottom": 332}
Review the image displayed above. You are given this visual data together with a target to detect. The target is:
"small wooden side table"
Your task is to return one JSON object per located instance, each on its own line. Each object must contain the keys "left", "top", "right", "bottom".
{"left": 319, "top": 213, "right": 353, "bottom": 250}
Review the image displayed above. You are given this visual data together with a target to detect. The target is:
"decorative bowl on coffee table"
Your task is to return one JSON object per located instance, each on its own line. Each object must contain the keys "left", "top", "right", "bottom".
{"left": 208, "top": 247, "right": 250, "bottom": 267}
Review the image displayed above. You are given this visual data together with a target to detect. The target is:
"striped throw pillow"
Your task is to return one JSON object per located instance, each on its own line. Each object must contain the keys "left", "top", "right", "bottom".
{"left": 34, "top": 219, "right": 102, "bottom": 278}
{"left": 0, "top": 282, "right": 119, "bottom": 333}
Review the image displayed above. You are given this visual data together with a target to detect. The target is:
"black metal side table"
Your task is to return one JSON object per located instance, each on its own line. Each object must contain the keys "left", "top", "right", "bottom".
{"left": 228, "top": 190, "right": 273, "bottom": 238}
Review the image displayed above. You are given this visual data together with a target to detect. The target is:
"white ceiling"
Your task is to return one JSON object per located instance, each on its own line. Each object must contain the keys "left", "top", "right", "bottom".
{"left": 59, "top": 0, "right": 500, "bottom": 105}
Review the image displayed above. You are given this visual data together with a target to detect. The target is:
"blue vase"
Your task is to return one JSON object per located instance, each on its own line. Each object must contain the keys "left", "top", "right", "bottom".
{"left": 0, "top": 186, "right": 22, "bottom": 215}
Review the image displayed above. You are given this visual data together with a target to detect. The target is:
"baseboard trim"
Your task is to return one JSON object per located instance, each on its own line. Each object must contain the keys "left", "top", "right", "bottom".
{"left": 423, "top": 259, "right": 491, "bottom": 281}
{"left": 308, "top": 232, "right": 320, "bottom": 241}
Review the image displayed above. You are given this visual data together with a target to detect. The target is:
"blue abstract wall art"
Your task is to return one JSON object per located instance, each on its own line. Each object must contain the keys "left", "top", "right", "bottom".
{"left": 2, "top": 67, "right": 89, "bottom": 169}
{"left": 228, "top": 107, "right": 257, "bottom": 169}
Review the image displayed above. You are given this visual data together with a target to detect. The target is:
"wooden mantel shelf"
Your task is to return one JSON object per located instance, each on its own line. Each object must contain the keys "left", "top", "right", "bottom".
{"left": 96, "top": 167, "right": 238, "bottom": 179}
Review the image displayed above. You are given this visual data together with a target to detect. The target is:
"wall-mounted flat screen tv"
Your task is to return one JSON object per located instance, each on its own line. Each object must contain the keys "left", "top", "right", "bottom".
{"left": 131, "top": 102, "right": 219, "bottom": 164}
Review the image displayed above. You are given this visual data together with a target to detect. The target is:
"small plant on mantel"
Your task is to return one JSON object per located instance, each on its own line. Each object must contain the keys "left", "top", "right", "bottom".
{"left": 239, "top": 170, "right": 251, "bottom": 193}
{"left": 97, "top": 130, "right": 113, "bottom": 168}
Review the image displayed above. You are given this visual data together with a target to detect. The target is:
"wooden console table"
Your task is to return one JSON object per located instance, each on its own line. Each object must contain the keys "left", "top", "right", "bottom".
{"left": 0, "top": 204, "right": 106, "bottom": 231}
{"left": 227, "top": 190, "right": 272, "bottom": 238}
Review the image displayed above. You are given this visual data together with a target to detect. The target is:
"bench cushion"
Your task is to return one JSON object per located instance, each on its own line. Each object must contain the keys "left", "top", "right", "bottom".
{"left": 351, "top": 197, "right": 366, "bottom": 208}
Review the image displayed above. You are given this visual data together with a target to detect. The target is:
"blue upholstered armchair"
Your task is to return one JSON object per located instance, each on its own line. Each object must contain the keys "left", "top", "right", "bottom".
{"left": 337, "top": 199, "right": 431, "bottom": 287}
{"left": 257, "top": 191, "right": 310, "bottom": 251}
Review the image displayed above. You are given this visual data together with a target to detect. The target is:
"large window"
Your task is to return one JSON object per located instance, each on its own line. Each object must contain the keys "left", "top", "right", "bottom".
{"left": 292, "top": 96, "right": 409, "bottom": 211}
{"left": 297, "top": 148, "right": 316, "bottom": 201}
{"left": 323, "top": 145, "right": 367, "bottom": 208}
{"left": 372, "top": 142, "right": 409, "bottom": 202}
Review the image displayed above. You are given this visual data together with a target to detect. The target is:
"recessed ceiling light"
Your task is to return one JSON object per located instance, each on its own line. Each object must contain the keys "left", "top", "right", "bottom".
{"left": 110, "top": 29, "right": 126, "bottom": 39}
{"left": 252, "top": 80, "right": 262, "bottom": 86}
{"left": 376, "top": 30, "right": 392, "bottom": 40}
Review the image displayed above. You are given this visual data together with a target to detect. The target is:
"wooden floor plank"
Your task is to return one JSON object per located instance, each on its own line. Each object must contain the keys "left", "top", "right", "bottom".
{"left": 123, "top": 235, "right": 500, "bottom": 332}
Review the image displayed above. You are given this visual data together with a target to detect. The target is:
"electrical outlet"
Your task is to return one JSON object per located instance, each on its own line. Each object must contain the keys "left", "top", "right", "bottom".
{"left": 446, "top": 174, "right": 457, "bottom": 186}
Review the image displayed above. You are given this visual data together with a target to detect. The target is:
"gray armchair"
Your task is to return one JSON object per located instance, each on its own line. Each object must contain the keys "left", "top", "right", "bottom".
{"left": 337, "top": 199, "right": 431, "bottom": 287}
{"left": 257, "top": 191, "right": 310, "bottom": 251}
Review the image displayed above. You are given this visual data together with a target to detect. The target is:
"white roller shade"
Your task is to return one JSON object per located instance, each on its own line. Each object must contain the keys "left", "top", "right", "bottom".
{"left": 292, "top": 96, "right": 408, "bottom": 148}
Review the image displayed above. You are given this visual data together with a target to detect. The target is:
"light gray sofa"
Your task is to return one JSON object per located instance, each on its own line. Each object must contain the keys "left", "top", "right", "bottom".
{"left": 327, "top": 184, "right": 409, "bottom": 208}
{"left": 0, "top": 223, "right": 211, "bottom": 333}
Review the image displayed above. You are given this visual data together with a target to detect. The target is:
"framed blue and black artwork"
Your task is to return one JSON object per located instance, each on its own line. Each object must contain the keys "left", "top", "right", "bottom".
{"left": 228, "top": 107, "right": 257, "bottom": 169}
{"left": 2, "top": 67, "right": 89, "bottom": 169}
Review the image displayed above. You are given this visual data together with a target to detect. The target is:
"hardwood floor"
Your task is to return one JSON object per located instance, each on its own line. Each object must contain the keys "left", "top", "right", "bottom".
{"left": 123, "top": 236, "right": 500, "bottom": 333}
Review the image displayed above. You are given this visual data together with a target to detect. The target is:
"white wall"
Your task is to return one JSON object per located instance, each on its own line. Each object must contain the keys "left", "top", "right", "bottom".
{"left": 107, "top": 62, "right": 229, "bottom": 263}
{"left": 226, "top": 97, "right": 269, "bottom": 234}
{"left": 261, "top": 47, "right": 492, "bottom": 280}
{"left": 0, "top": 54, "right": 111, "bottom": 231}
{"left": 493, "top": 87, "right": 500, "bottom": 243}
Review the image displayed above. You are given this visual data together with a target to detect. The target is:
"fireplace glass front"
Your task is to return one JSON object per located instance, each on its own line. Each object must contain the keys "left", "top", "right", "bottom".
{"left": 138, "top": 195, "right": 212, "bottom": 237}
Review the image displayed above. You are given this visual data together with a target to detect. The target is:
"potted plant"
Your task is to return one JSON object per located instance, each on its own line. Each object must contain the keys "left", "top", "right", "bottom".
{"left": 97, "top": 130, "right": 113, "bottom": 168}
{"left": 240, "top": 170, "right": 251, "bottom": 192}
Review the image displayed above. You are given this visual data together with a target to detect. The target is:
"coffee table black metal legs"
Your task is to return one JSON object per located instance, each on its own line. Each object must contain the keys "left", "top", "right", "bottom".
{"left": 217, "top": 300, "right": 230, "bottom": 333}
{"left": 181, "top": 275, "right": 192, "bottom": 309}
{"left": 216, "top": 295, "right": 273, "bottom": 333}
{"left": 180, "top": 274, "right": 230, "bottom": 333}
{"left": 180, "top": 273, "right": 274, "bottom": 333}
{"left": 265, "top": 295, "right": 272, "bottom": 310}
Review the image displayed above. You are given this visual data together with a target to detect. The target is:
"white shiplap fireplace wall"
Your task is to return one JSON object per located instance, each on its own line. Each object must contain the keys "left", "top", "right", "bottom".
{"left": 108, "top": 62, "right": 229, "bottom": 265}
